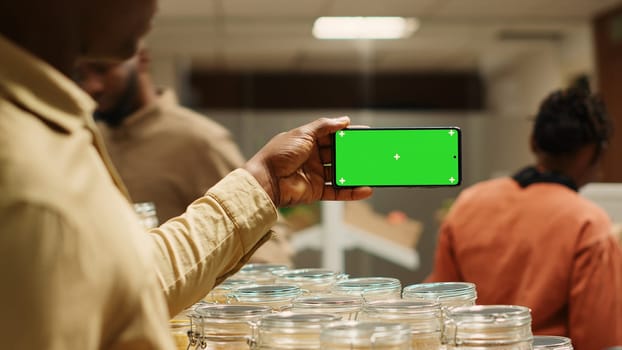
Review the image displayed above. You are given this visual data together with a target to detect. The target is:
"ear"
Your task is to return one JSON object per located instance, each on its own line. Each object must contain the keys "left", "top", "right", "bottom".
{"left": 529, "top": 133, "right": 538, "bottom": 153}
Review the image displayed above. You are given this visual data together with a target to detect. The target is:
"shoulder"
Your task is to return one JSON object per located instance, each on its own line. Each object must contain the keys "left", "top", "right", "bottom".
{"left": 160, "top": 102, "right": 233, "bottom": 142}
{"left": 456, "top": 177, "right": 516, "bottom": 201}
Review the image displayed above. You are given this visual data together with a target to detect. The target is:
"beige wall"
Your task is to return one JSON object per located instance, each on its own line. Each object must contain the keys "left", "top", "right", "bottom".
{"left": 145, "top": 23, "right": 597, "bottom": 282}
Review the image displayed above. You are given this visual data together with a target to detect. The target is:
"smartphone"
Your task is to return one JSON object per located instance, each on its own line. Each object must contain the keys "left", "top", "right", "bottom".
{"left": 332, "top": 127, "right": 461, "bottom": 187}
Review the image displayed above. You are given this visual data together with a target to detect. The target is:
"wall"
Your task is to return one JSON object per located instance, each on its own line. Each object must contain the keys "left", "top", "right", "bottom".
{"left": 147, "top": 22, "right": 597, "bottom": 285}
{"left": 595, "top": 5, "right": 622, "bottom": 182}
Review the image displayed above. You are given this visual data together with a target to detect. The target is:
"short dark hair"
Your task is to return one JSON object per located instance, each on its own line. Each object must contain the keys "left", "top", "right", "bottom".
{"left": 533, "top": 86, "right": 612, "bottom": 157}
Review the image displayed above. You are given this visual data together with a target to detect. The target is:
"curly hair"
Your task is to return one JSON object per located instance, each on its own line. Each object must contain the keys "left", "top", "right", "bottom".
{"left": 533, "top": 86, "right": 612, "bottom": 158}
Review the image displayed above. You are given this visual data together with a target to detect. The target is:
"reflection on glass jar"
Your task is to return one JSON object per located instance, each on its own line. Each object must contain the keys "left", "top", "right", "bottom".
{"left": 443, "top": 305, "right": 533, "bottom": 350}
{"left": 228, "top": 284, "right": 302, "bottom": 311}
{"left": 274, "top": 268, "right": 346, "bottom": 293}
{"left": 133, "top": 202, "right": 159, "bottom": 230}
{"left": 189, "top": 304, "right": 272, "bottom": 350}
{"left": 256, "top": 312, "right": 341, "bottom": 350}
{"left": 402, "top": 282, "right": 477, "bottom": 308}
{"left": 204, "top": 278, "right": 255, "bottom": 304}
{"left": 332, "top": 277, "right": 402, "bottom": 301}
{"left": 320, "top": 321, "right": 412, "bottom": 350}
{"left": 291, "top": 295, "right": 364, "bottom": 321}
{"left": 234, "top": 263, "right": 289, "bottom": 285}
{"left": 360, "top": 300, "right": 442, "bottom": 350}
{"left": 533, "top": 336, "right": 573, "bottom": 350}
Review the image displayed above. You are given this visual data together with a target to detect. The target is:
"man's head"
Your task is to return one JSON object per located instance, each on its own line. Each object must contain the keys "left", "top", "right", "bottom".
{"left": 78, "top": 0, "right": 157, "bottom": 61}
{"left": 531, "top": 86, "right": 612, "bottom": 187}
{"left": 75, "top": 50, "right": 154, "bottom": 126}
{"left": 0, "top": 0, "right": 157, "bottom": 75}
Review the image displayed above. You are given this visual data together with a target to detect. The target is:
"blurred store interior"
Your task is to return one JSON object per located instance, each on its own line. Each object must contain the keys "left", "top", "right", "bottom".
{"left": 145, "top": 0, "right": 622, "bottom": 284}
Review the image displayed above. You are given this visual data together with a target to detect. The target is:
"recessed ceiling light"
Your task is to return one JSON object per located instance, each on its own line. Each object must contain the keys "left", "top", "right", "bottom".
{"left": 312, "top": 16, "right": 419, "bottom": 40}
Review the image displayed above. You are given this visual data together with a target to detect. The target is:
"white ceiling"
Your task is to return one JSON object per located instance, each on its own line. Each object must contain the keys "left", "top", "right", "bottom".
{"left": 147, "top": 0, "right": 622, "bottom": 72}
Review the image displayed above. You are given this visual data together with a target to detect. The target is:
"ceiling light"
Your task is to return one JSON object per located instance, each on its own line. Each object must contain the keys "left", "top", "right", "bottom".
{"left": 312, "top": 16, "right": 419, "bottom": 40}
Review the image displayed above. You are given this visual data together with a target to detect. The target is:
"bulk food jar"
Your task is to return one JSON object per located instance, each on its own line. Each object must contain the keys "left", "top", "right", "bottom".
{"left": 332, "top": 277, "right": 402, "bottom": 301}
{"left": 443, "top": 305, "right": 533, "bottom": 350}
{"left": 291, "top": 295, "right": 364, "bottom": 320}
{"left": 274, "top": 268, "right": 346, "bottom": 293}
{"left": 320, "top": 321, "right": 412, "bottom": 350}
{"left": 170, "top": 304, "right": 198, "bottom": 350}
{"left": 254, "top": 313, "right": 341, "bottom": 350}
{"left": 227, "top": 284, "right": 302, "bottom": 311}
{"left": 234, "top": 263, "right": 289, "bottom": 284}
{"left": 360, "top": 300, "right": 442, "bottom": 350}
{"left": 170, "top": 319, "right": 191, "bottom": 350}
{"left": 204, "top": 278, "right": 254, "bottom": 304}
{"left": 532, "top": 336, "right": 573, "bottom": 350}
{"left": 402, "top": 282, "right": 477, "bottom": 308}
{"left": 188, "top": 304, "right": 272, "bottom": 350}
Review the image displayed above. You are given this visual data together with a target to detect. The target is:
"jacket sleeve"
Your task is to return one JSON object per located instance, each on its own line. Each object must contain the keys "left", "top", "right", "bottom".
{"left": 568, "top": 219, "right": 622, "bottom": 350}
{"left": 148, "top": 169, "right": 278, "bottom": 316}
{"left": 425, "top": 220, "right": 463, "bottom": 283}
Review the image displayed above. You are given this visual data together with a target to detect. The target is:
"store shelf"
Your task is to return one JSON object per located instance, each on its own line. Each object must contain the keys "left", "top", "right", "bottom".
{"left": 291, "top": 201, "right": 420, "bottom": 272}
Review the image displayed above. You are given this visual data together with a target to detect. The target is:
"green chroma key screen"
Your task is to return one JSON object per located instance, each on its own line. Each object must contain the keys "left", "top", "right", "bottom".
{"left": 333, "top": 127, "right": 461, "bottom": 187}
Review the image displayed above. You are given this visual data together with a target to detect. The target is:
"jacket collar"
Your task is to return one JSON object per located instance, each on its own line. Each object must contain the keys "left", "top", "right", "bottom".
{"left": 0, "top": 34, "right": 131, "bottom": 198}
{"left": 0, "top": 34, "right": 96, "bottom": 133}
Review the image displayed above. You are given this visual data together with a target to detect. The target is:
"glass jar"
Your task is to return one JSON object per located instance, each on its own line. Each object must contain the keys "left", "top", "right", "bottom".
{"left": 532, "top": 336, "right": 573, "bottom": 350}
{"left": 291, "top": 295, "right": 364, "bottom": 321}
{"left": 360, "top": 300, "right": 442, "bottom": 350}
{"left": 228, "top": 284, "right": 302, "bottom": 311}
{"left": 169, "top": 303, "right": 195, "bottom": 349}
{"left": 133, "top": 202, "right": 159, "bottom": 230}
{"left": 256, "top": 313, "right": 341, "bottom": 349}
{"left": 320, "top": 321, "right": 412, "bottom": 350}
{"left": 170, "top": 319, "right": 191, "bottom": 350}
{"left": 275, "top": 268, "right": 347, "bottom": 293}
{"left": 204, "top": 278, "right": 255, "bottom": 304}
{"left": 402, "top": 282, "right": 477, "bottom": 308}
{"left": 189, "top": 304, "right": 272, "bottom": 350}
{"left": 235, "top": 264, "right": 289, "bottom": 284}
{"left": 332, "top": 277, "right": 402, "bottom": 301}
{"left": 443, "top": 305, "right": 533, "bottom": 350}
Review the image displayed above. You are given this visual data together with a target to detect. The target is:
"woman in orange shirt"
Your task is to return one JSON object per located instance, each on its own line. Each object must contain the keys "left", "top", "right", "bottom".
{"left": 427, "top": 86, "right": 622, "bottom": 350}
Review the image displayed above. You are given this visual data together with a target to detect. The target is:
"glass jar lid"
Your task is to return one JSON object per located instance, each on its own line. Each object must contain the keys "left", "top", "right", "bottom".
{"left": 239, "top": 263, "right": 289, "bottom": 274}
{"left": 214, "top": 278, "right": 254, "bottom": 290}
{"left": 444, "top": 305, "right": 532, "bottom": 345}
{"left": 321, "top": 321, "right": 412, "bottom": 346}
{"left": 232, "top": 284, "right": 301, "bottom": 299}
{"left": 533, "top": 336, "right": 573, "bottom": 350}
{"left": 276, "top": 268, "right": 339, "bottom": 281}
{"left": 293, "top": 295, "right": 363, "bottom": 310}
{"left": 192, "top": 304, "right": 272, "bottom": 320}
{"left": 333, "top": 277, "right": 401, "bottom": 293}
{"left": 260, "top": 313, "right": 341, "bottom": 329}
{"left": 403, "top": 282, "right": 477, "bottom": 301}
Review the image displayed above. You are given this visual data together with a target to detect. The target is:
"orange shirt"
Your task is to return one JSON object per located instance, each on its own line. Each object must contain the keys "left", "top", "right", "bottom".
{"left": 427, "top": 177, "right": 622, "bottom": 350}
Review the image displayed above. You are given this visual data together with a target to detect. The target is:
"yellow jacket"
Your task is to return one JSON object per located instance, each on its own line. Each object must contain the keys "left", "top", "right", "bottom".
{"left": 0, "top": 34, "right": 276, "bottom": 349}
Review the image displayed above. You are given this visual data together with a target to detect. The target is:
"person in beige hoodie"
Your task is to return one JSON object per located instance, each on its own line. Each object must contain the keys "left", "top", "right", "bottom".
{"left": 0, "top": 0, "right": 372, "bottom": 348}
{"left": 75, "top": 49, "right": 293, "bottom": 265}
